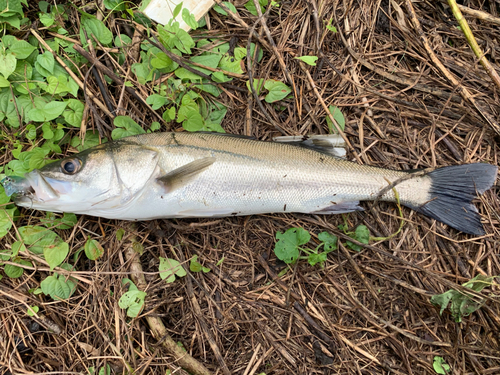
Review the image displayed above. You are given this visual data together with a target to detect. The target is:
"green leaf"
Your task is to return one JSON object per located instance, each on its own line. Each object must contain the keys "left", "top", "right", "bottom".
{"left": 159, "top": 257, "right": 187, "bottom": 283}
{"left": 112, "top": 116, "right": 146, "bottom": 140}
{"left": 218, "top": 55, "right": 244, "bottom": 74}
{"left": 26, "top": 305, "right": 39, "bottom": 316}
{"left": 81, "top": 14, "right": 113, "bottom": 45}
{"left": 213, "top": 2, "right": 237, "bottom": 15}
{"left": 8, "top": 39, "right": 37, "bottom": 59}
{"left": 307, "top": 252, "right": 327, "bottom": 267}
{"left": 182, "top": 8, "right": 198, "bottom": 30}
{"left": 0, "top": 52, "right": 17, "bottom": 79}
{"left": 116, "top": 228, "right": 125, "bottom": 241}
{"left": 246, "top": 78, "right": 265, "bottom": 95}
{"left": 264, "top": 80, "right": 291, "bottom": 103}
{"left": 18, "top": 225, "right": 58, "bottom": 254}
{"left": 103, "top": 0, "right": 126, "bottom": 11}
{"left": 182, "top": 111, "right": 204, "bottom": 132}
{"left": 245, "top": 0, "right": 268, "bottom": 16}
{"left": 295, "top": 55, "right": 318, "bottom": 66}
{"left": 40, "top": 273, "right": 77, "bottom": 300}
{"left": 40, "top": 212, "right": 77, "bottom": 230}
{"left": 146, "top": 94, "right": 167, "bottom": 110}
{"left": 433, "top": 356, "right": 450, "bottom": 374}
{"left": 318, "top": 232, "right": 337, "bottom": 252}
{"left": 163, "top": 106, "right": 176, "bottom": 122}
{"left": 4, "top": 258, "right": 31, "bottom": 278}
{"left": 212, "top": 71, "right": 231, "bottom": 83}
{"left": 151, "top": 52, "right": 178, "bottom": 72}
{"left": 326, "top": 105, "right": 345, "bottom": 133}
{"left": 431, "top": 274, "right": 495, "bottom": 322}
{"left": 44, "top": 240, "right": 69, "bottom": 270}
{"left": 39, "top": 13, "right": 55, "bottom": 27}
{"left": 0, "top": 76, "right": 10, "bottom": 87}
{"left": 84, "top": 238, "right": 104, "bottom": 260}
{"left": 36, "top": 51, "right": 55, "bottom": 74}
{"left": 274, "top": 227, "right": 311, "bottom": 264}
{"left": 1, "top": 15, "right": 22, "bottom": 29}
{"left": 0, "top": 207, "right": 16, "bottom": 239}
{"left": 119, "top": 289, "right": 146, "bottom": 317}
{"left": 190, "top": 255, "right": 210, "bottom": 273}
{"left": 63, "top": 99, "right": 84, "bottom": 127}
{"left": 345, "top": 225, "right": 369, "bottom": 252}
{"left": 190, "top": 54, "right": 222, "bottom": 73}
{"left": 173, "top": 2, "right": 183, "bottom": 18}
{"left": 0, "top": 0, "right": 24, "bottom": 16}
{"left": 28, "top": 100, "right": 68, "bottom": 122}
{"left": 174, "top": 28, "right": 195, "bottom": 54}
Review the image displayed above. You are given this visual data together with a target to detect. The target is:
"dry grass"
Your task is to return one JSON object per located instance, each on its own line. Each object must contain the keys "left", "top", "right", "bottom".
{"left": 1, "top": 0, "right": 500, "bottom": 374}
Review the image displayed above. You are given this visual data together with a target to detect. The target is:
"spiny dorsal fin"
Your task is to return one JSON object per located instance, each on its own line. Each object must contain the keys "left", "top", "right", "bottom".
{"left": 157, "top": 157, "right": 215, "bottom": 192}
{"left": 273, "top": 134, "right": 346, "bottom": 158}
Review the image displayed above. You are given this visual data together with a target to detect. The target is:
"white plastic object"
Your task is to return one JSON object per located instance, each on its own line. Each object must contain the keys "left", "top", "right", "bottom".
{"left": 143, "top": 0, "right": 215, "bottom": 31}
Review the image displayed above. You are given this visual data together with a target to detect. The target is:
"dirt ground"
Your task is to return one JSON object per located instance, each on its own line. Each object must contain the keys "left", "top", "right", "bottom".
{"left": 1, "top": 0, "right": 500, "bottom": 374}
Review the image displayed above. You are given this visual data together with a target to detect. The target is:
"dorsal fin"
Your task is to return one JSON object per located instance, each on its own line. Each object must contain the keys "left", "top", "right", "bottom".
{"left": 273, "top": 134, "right": 346, "bottom": 158}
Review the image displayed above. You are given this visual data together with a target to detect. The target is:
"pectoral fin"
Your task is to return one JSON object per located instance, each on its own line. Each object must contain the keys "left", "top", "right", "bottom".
{"left": 157, "top": 157, "right": 215, "bottom": 192}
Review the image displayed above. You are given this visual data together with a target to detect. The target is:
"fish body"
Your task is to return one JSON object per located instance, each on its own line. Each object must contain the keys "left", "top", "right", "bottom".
{"left": 2, "top": 132, "right": 497, "bottom": 235}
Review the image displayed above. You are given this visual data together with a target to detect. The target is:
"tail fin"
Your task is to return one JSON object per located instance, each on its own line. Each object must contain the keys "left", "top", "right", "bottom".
{"left": 411, "top": 163, "right": 497, "bottom": 235}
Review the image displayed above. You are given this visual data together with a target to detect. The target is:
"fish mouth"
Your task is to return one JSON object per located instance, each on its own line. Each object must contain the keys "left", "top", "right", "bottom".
{"left": 2, "top": 170, "right": 60, "bottom": 205}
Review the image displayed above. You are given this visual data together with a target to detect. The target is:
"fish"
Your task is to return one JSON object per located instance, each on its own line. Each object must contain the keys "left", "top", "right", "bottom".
{"left": 1, "top": 132, "right": 497, "bottom": 236}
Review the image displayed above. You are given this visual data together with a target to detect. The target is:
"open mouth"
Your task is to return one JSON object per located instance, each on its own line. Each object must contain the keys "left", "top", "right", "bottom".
{"left": 2, "top": 170, "right": 60, "bottom": 203}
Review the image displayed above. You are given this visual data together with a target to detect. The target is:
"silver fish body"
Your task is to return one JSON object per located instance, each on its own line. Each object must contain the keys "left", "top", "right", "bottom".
{"left": 2, "top": 132, "right": 497, "bottom": 235}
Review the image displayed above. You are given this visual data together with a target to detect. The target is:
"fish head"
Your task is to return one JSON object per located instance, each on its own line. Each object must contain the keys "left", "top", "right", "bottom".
{"left": 2, "top": 141, "right": 160, "bottom": 215}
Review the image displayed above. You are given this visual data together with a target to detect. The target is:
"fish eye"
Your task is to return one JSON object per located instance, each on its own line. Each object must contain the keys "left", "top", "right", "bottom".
{"left": 61, "top": 159, "right": 81, "bottom": 175}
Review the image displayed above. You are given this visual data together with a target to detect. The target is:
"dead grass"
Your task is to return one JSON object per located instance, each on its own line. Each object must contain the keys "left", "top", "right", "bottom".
{"left": 1, "top": 0, "right": 500, "bottom": 374}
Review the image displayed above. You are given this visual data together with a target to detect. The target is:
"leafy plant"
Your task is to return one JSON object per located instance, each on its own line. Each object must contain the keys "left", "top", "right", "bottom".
{"left": 433, "top": 356, "right": 450, "bottom": 374}
{"left": 159, "top": 257, "right": 187, "bottom": 283}
{"left": 431, "top": 274, "right": 496, "bottom": 322}
{"left": 326, "top": 105, "right": 345, "bottom": 133}
{"left": 190, "top": 255, "right": 210, "bottom": 273}
{"left": 295, "top": 56, "right": 318, "bottom": 66}
{"left": 274, "top": 227, "right": 337, "bottom": 266}
{"left": 119, "top": 278, "right": 146, "bottom": 317}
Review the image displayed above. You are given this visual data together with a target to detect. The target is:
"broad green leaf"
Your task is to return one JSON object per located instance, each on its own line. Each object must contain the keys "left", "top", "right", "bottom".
{"left": 246, "top": 78, "right": 265, "bottom": 95}
{"left": 318, "top": 232, "right": 337, "bottom": 252}
{"left": 174, "top": 28, "right": 195, "bottom": 54}
{"left": 103, "top": 0, "right": 126, "bottom": 11}
{"left": 44, "top": 240, "right": 69, "bottom": 270}
{"left": 211, "top": 71, "right": 231, "bottom": 83}
{"left": 62, "top": 99, "right": 84, "bottom": 127}
{"left": 116, "top": 228, "right": 125, "bottom": 241}
{"left": 264, "top": 80, "right": 291, "bottom": 103}
{"left": 71, "top": 131, "right": 104, "bottom": 151}
{"left": 28, "top": 100, "right": 67, "bottom": 122}
{"left": 26, "top": 305, "right": 39, "bottom": 316}
{"left": 433, "top": 356, "right": 451, "bottom": 374}
{"left": 0, "top": 52, "right": 17, "bottom": 79}
{"left": 345, "top": 225, "right": 369, "bottom": 251}
{"left": 40, "top": 212, "right": 77, "bottom": 229}
{"left": 151, "top": 52, "right": 178, "bottom": 72}
{"left": 190, "top": 255, "right": 210, "bottom": 273}
{"left": 159, "top": 257, "right": 186, "bottom": 283}
{"left": 36, "top": 51, "right": 55, "bottom": 74}
{"left": 146, "top": 94, "right": 167, "bottom": 110}
{"left": 274, "top": 227, "right": 310, "bottom": 264}
{"left": 218, "top": 55, "right": 244, "bottom": 74}
{"left": 4, "top": 258, "right": 31, "bottom": 278}
{"left": 0, "top": 207, "right": 16, "bottom": 239}
{"left": 39, "top": 13, "right": 55, "bottom": 27}
{"left": 8, "top": 39, "right": 36, "bottom": 59}
{"left": 174, "top": 67, "right": 203, "bottom": 81}
{"left": 213, "top": 2, "right": 237, "bottom": 15}
{"left": 41, "top": 122, "right": 54, "bottom": 139}
{"left": 1, "top": 15, "right": 21, "bottom": 29}
{"left": 307, "top": 252, "right": 327, "bottom": 266}
{"left": 0, "top": 76, "right": 10, "bottom": 87}
{"left": 81, "top": 14, "right": 113, "bottom": 45}
{"left": 182, "top": 8, "right": 198, "bottom": 30}
{"left": 182, "top": 111, "right": 204, "bottom": 132}
{"left": 295, "top": 55, "right": 318, "bottom": 66}
{"left": 84, "top": 238, "right": 104, "bottom": 260}
{"left": 0, "top": 0, "right": 24, "bottom": 16}
{"left": 112, "top": 116, "right": 145, "bottom": 140}
{"left": 326, "top": 105, "right": 345, "bottom": 132}
{"left": 190, "top": 53, "right": 222, "bottom": 73}
{"left": 40, "top": 273, "right": 77, "bottom": 300}
{"left": 245, "top": 0, "right": 268, "bottom": 16}
{"left": 119, "top": 289, "right": 146, "bottom": 317}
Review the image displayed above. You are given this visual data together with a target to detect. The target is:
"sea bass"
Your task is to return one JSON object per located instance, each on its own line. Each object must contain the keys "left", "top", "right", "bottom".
{"left": 1, "top": 132, "right": 497, "bottom": 235}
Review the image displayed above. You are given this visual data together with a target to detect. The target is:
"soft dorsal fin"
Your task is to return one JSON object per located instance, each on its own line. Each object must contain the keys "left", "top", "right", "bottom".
{"left": 157, "top": 157, "right": 215, "bottom": 192}
{"left": 272, "top": 134, "right": 346, "bottom": 157}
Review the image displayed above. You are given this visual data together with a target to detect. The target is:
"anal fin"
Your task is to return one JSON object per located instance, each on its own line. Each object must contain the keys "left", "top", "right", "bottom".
{"left": 311, "top": 201, "right": 363, "bottom": 214}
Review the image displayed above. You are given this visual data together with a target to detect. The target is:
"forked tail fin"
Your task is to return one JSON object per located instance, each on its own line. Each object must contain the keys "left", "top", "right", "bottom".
{"left": 410, "top": 163, "right": 497, "bottom": 235}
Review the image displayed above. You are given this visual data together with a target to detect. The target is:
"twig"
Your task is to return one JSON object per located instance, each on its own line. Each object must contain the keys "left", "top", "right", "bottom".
{"left": 447, "top": 0, "right": 500, "bottom": 90}
{"left": 404, "top": 0, "right": 500, "bottom": 136}
{"left": 123, "top": 225, "right": 214, "bottom": 375}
